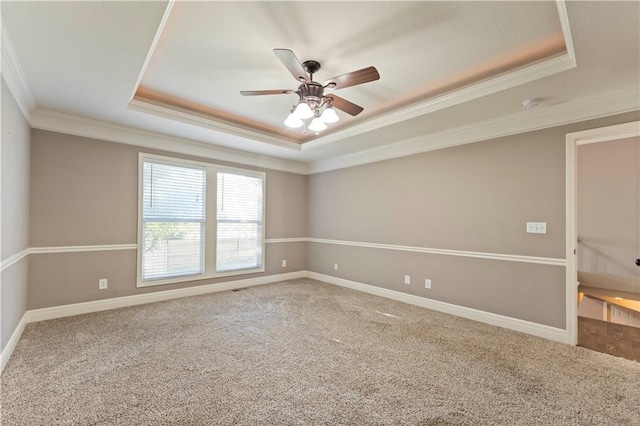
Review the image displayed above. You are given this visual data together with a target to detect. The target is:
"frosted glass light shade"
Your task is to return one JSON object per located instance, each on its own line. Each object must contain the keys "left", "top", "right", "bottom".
{"left": 284, "top": 113, "right": 303, "bottom": 128}
{"left": 293, "top": 102, "right": 314, "bottom": 119}
{"left": 308, "top": 117, "right": 327, "bottom": 131}
{"left": 320, "top": 107, "right": 339, "bottom": 123}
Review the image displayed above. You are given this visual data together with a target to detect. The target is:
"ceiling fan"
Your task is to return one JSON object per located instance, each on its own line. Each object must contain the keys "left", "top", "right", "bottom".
{"left": 240, "top": 49, "right": 380, "bottom": 132}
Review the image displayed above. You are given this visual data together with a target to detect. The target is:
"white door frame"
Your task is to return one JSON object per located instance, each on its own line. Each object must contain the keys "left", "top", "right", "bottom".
{"left": 565, "top": 120, "right": 640, "bottom": 344}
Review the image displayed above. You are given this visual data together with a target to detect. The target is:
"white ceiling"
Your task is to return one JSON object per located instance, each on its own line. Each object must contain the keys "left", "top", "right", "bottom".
{"left": 1, "top": 1, "right": 639, "bottom": 169}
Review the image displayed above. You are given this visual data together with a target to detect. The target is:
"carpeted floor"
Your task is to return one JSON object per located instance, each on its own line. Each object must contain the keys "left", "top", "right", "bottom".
{"left": 1, "top": 278, "right": 639, "bottom": 425}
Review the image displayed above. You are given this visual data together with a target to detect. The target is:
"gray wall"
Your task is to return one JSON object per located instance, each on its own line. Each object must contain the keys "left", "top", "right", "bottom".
{"left": 577, "top": 137, "right": 639, "bottom": 294}
{"left": 28, "top": 130, "right": 308, "bottom": 309}
{"left": 1, "top": 78, "right": 31, "bottom": 351}
{"left": 307, "top": 112, "right": 639, "bottom": 329}
{"left": 10, "top": 103, "right": 640, "bottom": 334}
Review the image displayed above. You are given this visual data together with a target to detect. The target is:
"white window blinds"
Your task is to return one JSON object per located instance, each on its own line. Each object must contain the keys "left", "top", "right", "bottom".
{"left": 216, "top": 171, "right": 264, "bottom": 272}
{"left": 141, "top": 161, "right": 206, "bottom": 281}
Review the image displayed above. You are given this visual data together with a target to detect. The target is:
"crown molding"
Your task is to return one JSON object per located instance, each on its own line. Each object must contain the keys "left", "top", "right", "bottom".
{"left": 131, "top": 31, "right": 576, "bottom": 154}
{"left": 128, "top": 0, "right": 174, "bottom": 102}
{"left": 30, "top": 109, "right": 309, "bottom": 175}
{"left": 303, "top": 55, "right": 576, "bottom": 152}
{"left": 28, "top": 83, "right": 639, "bottom": 178}
{"left": 556, "top": 0, "right": 576, "bottom": 63}
{"left": 128, "top": 97, "right": 301, "bottom": 151}
{"left": 126, "top": 0, "right": 302, "bottom": 152}
{"left": 127, "top": 1, "right": 576, "bottom": 153}
{"left": 303, "top": 0, "right": 577, "bottom": 151}
{"left": 308, "top": 84, "right": 640, "bottom": 174}
{"left": 1, "top": 18, "right": 37, "bottom": 121}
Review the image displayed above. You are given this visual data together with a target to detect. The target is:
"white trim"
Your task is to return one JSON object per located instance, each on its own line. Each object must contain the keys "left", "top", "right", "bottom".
{"left": 304, "top": 56, "right": 576, "bottom": 151}
{"left": 265, "top": 238, "right": 307, "bottom": 244}
{"left": 0, "top": 248, "right": 29, "bottom": 272}
{"left": 132, "top": 39, "right": 575, "bottom": 152}
{"left": 303, "top": 0, "right": 576, "bottom": 151}
{"left": 307, "top": 238, "right": 566, "bottom": 267}
{"left": 128, "top": 98, "right": 302, "bottom": 152}
{"left": 0, "top": 313, "right": 27, "bottom": 374}
{"left": 307, "top": 271, "right": 567, "bottom": 344}
{"left": 29, "top": 244, "right": 137, "bottom": 255}
{"left": 3, "top": 246, "right": 138, "bottom": 274}
{"left": 131, "top": 0, "right": 577, "bottom": 154}
{"left": 29, "top": 109, "right": 309, "bottom": 175}
{"left": 309, "top": 85, "right": 640, "bottom": 174}
{"left": 26, "top": 271, "right": 306, "bottom": 323}
{"left": 128, "top": 1, "right": 175, "bottom": 101}
{"left": 565, "top": 121, "right": 640, "bottom": 345}
{"left": 565, "top": 137, "right": 578, "bottom": 345}
{"left": 132, "top": 0, "right": 576, "bottom": 153}
{"left": 27, "top": 89, "right": 638, "bottom": 177}
{"left": 136, "top": 153, "right": 267, "bottom": 288}
{"left": 2, "top": 268, "right": 570, "bottom": 370}
{"left": 574, "top": 121, "right": 640, "bottom": 145}
{"left": 3, "top": 239, "right": 566, "bottom": 269}
{"left": 1, "top": 18, "right": 37, "bottom": 121}
{"left": 556, "top": 0, "right": 575, "bottom": 63}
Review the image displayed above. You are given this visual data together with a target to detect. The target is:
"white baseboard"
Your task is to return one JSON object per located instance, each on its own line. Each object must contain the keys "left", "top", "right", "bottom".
{"left": 0, "top": 312, "right": 28, "bottom": 374}
{"left": 2, "top": 269, "right": 567, "bottom": 373}
{"left": 307, "top": 272, "right": 568, "bottom": 344}
{"left": 26, "top": 271, "right": 306, "bottom": 323}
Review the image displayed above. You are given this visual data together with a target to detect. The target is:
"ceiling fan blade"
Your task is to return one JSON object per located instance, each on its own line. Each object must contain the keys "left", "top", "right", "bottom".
{"left": 273, "top": 49, "right": 309, "bottom": 82}
{"left": 324, "top": 66, "right": 380, "bottom": 90}
{"left": 327, "top": 94, "right": 364, "bottom": 116}
{"left": 240, "top": 89, "right": 295, "bottom": 96}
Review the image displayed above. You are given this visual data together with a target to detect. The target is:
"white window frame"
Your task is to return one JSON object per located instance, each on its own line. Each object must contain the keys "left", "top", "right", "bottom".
{"left": 215, "top": 167, "right": 266, "bottom": 274}
{"left": 137, "top": 153, "right": 266, "bottom": 288}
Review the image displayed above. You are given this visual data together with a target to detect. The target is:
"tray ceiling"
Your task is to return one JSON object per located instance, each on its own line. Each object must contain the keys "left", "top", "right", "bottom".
{"left": 133, "top": 1, "right": 566, "bottom": 145}
{"left": 1, "top": 1, "right": 638, "bottom": 167}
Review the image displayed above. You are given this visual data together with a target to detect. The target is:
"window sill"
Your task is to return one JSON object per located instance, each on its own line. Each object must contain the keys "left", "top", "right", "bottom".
{"left": 136, "top": 266, "right": 266, "bottom": 288}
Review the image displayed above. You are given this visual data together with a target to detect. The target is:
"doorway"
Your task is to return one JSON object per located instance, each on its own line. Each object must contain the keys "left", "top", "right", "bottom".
{"left": 566, "top": 121, "right": 640, "bottom": 360}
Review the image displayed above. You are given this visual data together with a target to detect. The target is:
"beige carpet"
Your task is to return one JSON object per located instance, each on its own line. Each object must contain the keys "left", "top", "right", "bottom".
{"left": 2, "top": 278, "right": 639, "bottom": 425}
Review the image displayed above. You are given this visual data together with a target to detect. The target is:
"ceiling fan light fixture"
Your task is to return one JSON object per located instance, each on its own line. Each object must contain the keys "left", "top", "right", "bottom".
{"left": 284, "top": 113, "right": 303, "bottom": 128}
{"left": 320, "top": 107, "right": 339, "bottom": 123}
{"left": 241, "top": 49, "right": 379, "bottom": 133}
{"left": 309, "top": 117, "right": 327, "bottom": 132}
{"left": 293, "top": 101, "right": 314, "bottom": 119}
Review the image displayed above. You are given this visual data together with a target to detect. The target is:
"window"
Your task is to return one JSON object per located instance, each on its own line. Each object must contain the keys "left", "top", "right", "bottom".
{"left": 137, "top": 154, "right": 265, "bottom": 287}
{"left": 216, "top": 171, "right": 264, "bottom": 272}
{"left": 141, "top": 161, "right": 206, "bottom": 281}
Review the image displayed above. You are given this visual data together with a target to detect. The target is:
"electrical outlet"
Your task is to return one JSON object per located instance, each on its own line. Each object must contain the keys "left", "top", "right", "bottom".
{"left": 99, "top": 279, "right": 108, "bottom": 290}
{"left": 282, "top": 260, "right": 287, "bottom": 268}
{"left": 334, "top": 263, "right": 339, "bottom": 271}
{"left": 404, "top": 275, "right": 411, "bottom": 285}
{"left": 425, "top": 279, "right": 432, "bottom": 289}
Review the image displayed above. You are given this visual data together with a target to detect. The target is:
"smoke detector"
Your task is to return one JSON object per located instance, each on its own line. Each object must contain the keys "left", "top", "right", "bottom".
{"left": 522, "top": 97, "right": 542, "bottom": 109}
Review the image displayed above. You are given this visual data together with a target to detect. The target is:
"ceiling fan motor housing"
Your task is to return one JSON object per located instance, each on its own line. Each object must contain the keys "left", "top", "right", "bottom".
{"left": 298, "top": 82, "right": 325, "bottom": 109}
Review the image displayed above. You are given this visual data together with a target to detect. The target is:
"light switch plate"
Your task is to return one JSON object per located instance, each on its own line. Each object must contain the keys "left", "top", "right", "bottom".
{"left": 526, "top": 222, "right": 547, "bottom": 234}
